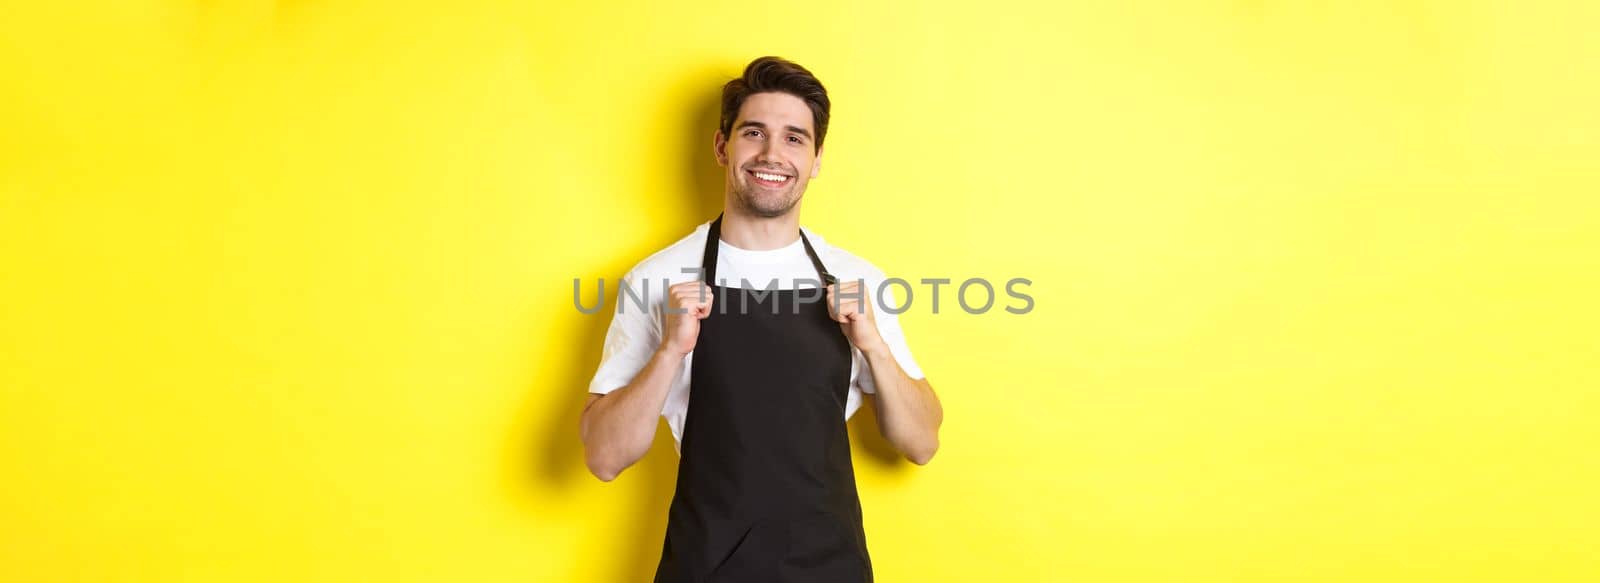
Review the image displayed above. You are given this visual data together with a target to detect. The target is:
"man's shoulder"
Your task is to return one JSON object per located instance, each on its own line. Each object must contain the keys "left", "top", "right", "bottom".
{"left": 803, "top": 226, "right": 888, "bottom": 282}
{"left": 623, "top": 222, "right": 710, "bottom": 283}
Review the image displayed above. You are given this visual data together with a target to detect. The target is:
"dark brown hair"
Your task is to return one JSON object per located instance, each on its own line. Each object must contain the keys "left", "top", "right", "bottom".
{"left": 720, "top": 56, "right": 831, "bottom": 152}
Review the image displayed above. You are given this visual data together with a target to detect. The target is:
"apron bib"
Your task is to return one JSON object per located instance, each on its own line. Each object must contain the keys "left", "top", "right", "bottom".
{"left": 654, "top": 214, "right": 873, "bottom": 582}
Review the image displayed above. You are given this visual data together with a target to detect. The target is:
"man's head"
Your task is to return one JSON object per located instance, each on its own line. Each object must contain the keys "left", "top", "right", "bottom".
{"left": 714, "top": 56, "right": 830, "bottom": 219}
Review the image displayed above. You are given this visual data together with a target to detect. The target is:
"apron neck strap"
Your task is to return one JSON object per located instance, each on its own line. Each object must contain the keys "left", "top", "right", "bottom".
{"left": 701, "top": 213, "right": 835, "bottom": 286}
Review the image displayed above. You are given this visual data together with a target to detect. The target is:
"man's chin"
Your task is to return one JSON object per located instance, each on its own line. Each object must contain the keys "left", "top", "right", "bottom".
{"left": 738, "top": 190, "right": 799, "bottom": 218}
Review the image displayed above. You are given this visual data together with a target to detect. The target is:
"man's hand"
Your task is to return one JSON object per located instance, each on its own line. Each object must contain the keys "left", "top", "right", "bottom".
{"left": 827, "top": 280, "right": 886, "bottom": 354}
{"left": 662, "top": 281, "right": 713, "bottom": 356}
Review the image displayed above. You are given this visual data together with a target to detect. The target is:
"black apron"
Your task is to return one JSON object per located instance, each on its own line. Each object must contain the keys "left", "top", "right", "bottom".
{"left": 654, "top": 214, "right": 873, "bottom": 582}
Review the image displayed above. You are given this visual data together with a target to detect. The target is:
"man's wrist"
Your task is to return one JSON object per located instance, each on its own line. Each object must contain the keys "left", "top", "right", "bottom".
{"left": 857, "top": 340, "right": 891, "bottom": 360}
{"left": 655, "top": 345, "right": 688, "bottom": 361}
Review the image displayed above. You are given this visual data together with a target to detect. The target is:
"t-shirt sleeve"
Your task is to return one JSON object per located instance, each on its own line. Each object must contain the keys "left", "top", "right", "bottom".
{"left": 854, "top": 275, "right": 925, "bottom": 394}
{"left": 587, "top": 269, "right": 662, "bottom": 395}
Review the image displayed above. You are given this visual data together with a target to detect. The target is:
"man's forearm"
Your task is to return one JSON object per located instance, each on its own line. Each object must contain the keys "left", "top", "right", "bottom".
{"left": 580, "top": 349, "right": 682, "bottom": 481}
{"left": 861, "top": 346, "right": 942, "bottom": 464}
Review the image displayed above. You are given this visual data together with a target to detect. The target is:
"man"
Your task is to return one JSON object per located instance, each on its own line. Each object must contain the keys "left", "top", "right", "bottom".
{"left": 579, "top": 56, "right": 943, "bottom": 582}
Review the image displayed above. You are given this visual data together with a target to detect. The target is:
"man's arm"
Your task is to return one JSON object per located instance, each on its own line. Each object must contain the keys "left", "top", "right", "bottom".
{"left": 862, "top": 350, "right": 942, "bottom": 465}
{"left": 579, "top": 280, "right": 710, "bottom": 481}
{"left": 828, "top": 280, "right": 943, "bottom": 464}
{"left": 579, "top": 349, "right": 682, "bottom": 481}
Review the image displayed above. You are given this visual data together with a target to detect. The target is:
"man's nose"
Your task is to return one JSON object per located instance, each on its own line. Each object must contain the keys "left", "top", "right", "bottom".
{"left": 756, "top": 136, "right": 779, "bottom": 161}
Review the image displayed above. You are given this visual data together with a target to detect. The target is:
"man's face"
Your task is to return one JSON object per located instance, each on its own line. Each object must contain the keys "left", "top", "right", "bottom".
{"left": 715, "top": 92, "right": 822, "bottom": 218}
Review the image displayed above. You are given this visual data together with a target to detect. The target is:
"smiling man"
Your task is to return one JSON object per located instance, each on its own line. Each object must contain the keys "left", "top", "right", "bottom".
{"left": 579, "top": 56, "right": 943, "bottom": 582}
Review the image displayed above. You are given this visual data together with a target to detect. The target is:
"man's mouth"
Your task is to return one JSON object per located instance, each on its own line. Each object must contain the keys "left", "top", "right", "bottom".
{"left": 746, "top": 169, "right": 793, "bottom": 188}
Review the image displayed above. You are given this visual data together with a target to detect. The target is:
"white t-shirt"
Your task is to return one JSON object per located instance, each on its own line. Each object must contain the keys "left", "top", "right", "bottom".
{"left": 586, "top": 220, "right": 926, "bottom": 454}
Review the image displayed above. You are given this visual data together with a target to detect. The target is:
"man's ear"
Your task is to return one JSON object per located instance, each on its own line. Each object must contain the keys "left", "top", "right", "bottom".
{"left": 810, "top": 146, "right": 824, "bottom": 178}
{"left": 713, "top": 131, "right": 728, "bottom": 167}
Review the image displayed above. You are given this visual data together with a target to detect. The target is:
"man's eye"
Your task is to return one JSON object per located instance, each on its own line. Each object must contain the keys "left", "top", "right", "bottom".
{"left": 744, "top": 130, "right": 762, "bottom": 138}
{"left": 788, "top": 136, "right": 803, "bottom": 144}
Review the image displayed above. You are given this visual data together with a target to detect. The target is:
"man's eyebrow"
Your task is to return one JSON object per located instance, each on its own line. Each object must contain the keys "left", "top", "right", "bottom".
{"left": 734, "top": 120, "right": 812, "bottom": 140}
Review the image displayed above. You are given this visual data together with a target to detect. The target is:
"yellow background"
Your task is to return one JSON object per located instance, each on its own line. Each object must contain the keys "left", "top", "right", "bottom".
{"left": 3, "top": 1, "right": 1597, "bottom": 581}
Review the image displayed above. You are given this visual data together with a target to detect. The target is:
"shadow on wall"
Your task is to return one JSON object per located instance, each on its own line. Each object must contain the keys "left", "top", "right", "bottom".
{"left": 517, "top": 61, "right": 909, "bottom": 583}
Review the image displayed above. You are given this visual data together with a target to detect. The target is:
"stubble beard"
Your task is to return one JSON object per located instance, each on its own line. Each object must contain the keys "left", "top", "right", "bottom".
{"left": 733, "top": 177, "right": 803, "bottom": 219}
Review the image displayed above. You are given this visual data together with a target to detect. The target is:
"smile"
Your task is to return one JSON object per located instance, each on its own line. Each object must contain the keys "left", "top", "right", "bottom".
{"left": 747, "top": 170, "right": 793, "bottom": 187}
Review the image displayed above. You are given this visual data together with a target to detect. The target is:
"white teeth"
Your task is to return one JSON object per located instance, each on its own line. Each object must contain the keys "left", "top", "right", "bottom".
{"left": 753, "top": 172, "right": 786, "bottom": 182}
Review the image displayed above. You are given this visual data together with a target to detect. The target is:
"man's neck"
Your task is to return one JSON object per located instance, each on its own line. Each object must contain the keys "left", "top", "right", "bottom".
{"left": 718, "top": 208, "right": 801, "bottom": 251}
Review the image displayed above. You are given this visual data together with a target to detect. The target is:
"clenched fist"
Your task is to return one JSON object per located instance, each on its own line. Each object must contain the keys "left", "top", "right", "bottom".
{"left": 826, "top": 280, "right": 886, "bottom": 354}
{"left": 661, "top": 281, "right": 714, "bottom": 356}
